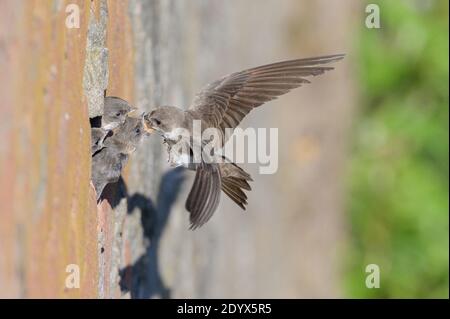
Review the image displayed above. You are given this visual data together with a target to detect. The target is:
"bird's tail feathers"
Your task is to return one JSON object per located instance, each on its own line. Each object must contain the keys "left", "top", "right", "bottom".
{"left": 219, "top": 162, "right": 253, "bottom": 210}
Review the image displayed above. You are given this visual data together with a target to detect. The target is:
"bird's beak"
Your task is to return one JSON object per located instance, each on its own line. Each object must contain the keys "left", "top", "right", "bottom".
{"left": 103, "top": 122, "right": 119, "bottom": 131}
{"left": 128, "top": 105, "right": 139, "bottom": 115}
{"left": 142, "top": 113, "right": 154, "bottom": 134}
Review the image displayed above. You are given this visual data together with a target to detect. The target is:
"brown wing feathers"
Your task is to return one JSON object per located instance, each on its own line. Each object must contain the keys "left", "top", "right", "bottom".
{"left": 190, "top": 54, "right": 344, "bottom": 140}
{"left": 220, "top": 54, "right": 344, "bottom": 129}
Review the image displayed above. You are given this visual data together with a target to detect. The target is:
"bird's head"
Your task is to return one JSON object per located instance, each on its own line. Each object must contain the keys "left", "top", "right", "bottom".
{"left": 102, "top": 96, "right": 137, "bottom": 130}
{"left": 107, "top": 116, "right": 146, "bottom": 154}
{"left": 90, "top": 127, "right": 109, "bottom": 154}
{"left": 143, "top": 106, "right": 184, "bottom": 136}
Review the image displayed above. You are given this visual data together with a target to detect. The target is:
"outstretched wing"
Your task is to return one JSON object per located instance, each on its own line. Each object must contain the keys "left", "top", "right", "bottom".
{"left": 188, "top": 54, "right": 344, "bottom": 144}
{"left": 185, "top": 163, "right": 222, "bottom": 230}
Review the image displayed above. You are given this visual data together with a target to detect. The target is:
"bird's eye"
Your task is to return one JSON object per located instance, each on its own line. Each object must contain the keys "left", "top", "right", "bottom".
{"left": 135, "top": 128, "right": 141, "bottom": 134}
{"left": 115, "top": 112, "right": 121, "bottom": 117}
{"left": 153, "top": 118, "right": 161, "bottom": 126}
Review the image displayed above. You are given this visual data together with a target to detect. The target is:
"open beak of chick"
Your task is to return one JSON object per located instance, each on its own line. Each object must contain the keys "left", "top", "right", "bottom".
{"left": 142, "top": 112, "right": 155, "bottom": 134}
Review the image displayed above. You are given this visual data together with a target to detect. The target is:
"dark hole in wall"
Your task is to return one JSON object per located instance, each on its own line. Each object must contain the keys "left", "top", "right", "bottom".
{"left": 90, "top": 116, "right": 102, "bottom": 128}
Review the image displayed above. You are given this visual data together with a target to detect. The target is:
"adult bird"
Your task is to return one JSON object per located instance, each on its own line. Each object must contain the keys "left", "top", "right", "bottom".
{"left": 143, "top": 54, "right": 344, "bottom": 229}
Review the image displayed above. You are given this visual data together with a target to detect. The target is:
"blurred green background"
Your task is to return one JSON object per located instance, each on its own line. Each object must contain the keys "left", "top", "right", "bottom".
{"left": 345, "top": 0, "right": 449, "bottom": 298}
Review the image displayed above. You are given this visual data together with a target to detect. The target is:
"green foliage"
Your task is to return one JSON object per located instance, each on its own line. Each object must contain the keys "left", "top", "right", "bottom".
{"left": 345, "top": 0, "right": 449, "bottom": 298}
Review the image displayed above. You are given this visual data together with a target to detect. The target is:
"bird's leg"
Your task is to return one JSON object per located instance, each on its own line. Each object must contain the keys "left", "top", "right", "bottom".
{"left": 164, "top": 138, "right": 173, "bottom": 163}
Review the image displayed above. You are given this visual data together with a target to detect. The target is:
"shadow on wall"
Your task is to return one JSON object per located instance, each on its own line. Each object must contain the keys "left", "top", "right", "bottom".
{"left": 117, "top": 167, "right": 186, "bottom": 299}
